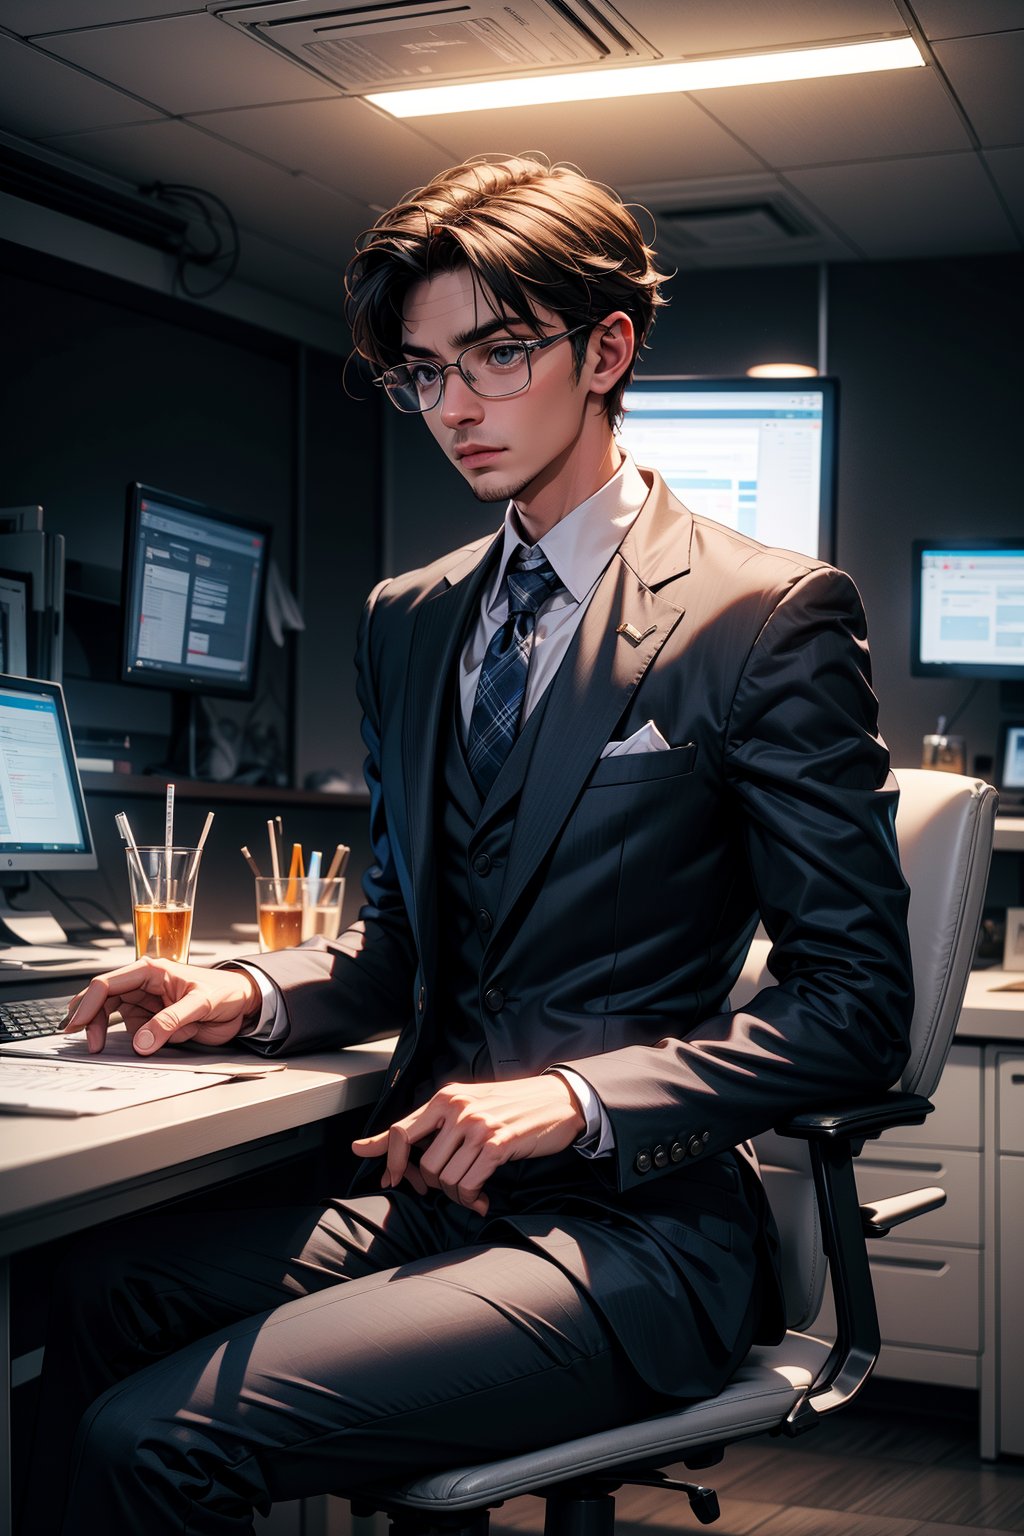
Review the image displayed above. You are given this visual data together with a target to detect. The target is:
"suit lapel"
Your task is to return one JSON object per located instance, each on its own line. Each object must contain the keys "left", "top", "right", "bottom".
{"left": 401, "top": 532, "right": 501, "bottom": 959}
{"left": 491, "top": 475, "right": 693, "bottom": 942}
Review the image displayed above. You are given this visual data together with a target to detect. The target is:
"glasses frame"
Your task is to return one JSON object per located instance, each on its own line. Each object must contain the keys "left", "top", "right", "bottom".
{"left": 373, "top": 324, "right": 594, "bottom": 414}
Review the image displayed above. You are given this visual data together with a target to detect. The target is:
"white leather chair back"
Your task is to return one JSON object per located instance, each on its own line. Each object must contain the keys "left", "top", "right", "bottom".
{"left": 733, "top": 769, "right": 996, "bottom": 1330}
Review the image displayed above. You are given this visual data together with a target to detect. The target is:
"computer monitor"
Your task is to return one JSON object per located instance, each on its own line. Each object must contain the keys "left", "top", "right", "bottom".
{"left": 121, "top": 484, "right": 271, "bottom": 700}
{"left": 617, "top": 377, "right": 838, "bottom": 561}
{"left": 911, "top": 539, "right": 1024, "bottom": 680}
{"left": 0, "top": 673, "right": 96, "bottom": 943}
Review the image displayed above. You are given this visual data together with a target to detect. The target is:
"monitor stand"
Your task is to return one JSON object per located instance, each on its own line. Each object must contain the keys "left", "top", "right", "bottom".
{"left": 168, "top": 692, "right": 201, "bottom": 781}
{"left": 0, "top": 883, "right": 68, "bottom": 946}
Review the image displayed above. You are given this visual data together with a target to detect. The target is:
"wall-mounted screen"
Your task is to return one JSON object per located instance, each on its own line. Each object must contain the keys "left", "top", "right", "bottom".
{"left": 911, "top": 539, "right": 1024, "bottom": 680}
{"left": 121, "top": 484, "right": 271, "bottom": 700}
{"left": 618, "top": 377, "right": 837, "bottom": 561}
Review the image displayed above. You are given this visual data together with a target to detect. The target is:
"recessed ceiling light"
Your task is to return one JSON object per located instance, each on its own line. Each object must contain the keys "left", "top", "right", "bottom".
{"left": 747, "top": 363, "right": 820, "bottom": 378}
{"left": 367, "top": 37, "right": 923, "bottom": 118}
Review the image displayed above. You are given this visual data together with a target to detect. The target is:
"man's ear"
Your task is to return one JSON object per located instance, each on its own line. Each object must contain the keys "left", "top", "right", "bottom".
{"left": 586, "top": 311, "right": 635, "bottom": 401}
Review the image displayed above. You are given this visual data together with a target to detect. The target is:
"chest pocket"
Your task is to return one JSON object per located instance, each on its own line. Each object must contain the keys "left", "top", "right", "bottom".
{"left": 587, "top": 741, "right": 697, "bottom": 788}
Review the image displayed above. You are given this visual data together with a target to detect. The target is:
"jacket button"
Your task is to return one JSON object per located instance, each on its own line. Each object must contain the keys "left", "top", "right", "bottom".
{"left": 670, "top": 1141, "right": 684, "bottom": 1163}
{"left": 478, "top": 908, "right": 493, "bottom": 933}
{"left": 417, "top": 985, "right": 425, "bottom": 1014}
{"left": 484, "top": 986, "right": 504, "bottom": 1013}
{"left": 473, "top": 853, "right": 492, "bottom": 876}
{"left": 687, "top": 1135, "right": 703, "bottom": 1158}
{"left": 653, "top": 1144, "right": 668, "bottom": 1168}
{"left": 634, "top": 1149, "right": 652, "bottom": 1174}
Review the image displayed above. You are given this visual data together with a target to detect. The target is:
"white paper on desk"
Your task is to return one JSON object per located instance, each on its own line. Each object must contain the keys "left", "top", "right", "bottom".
{"left": 0, "top": 1025, "right": 286, "bottom": 1077}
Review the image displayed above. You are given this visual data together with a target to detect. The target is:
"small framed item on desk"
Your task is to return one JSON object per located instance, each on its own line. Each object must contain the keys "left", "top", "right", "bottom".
{"left": 996, "top": 721, "right": 1024, "bottom": 811}
{"left": 1004, "top": 908, "right": 1024, "bottom": 972}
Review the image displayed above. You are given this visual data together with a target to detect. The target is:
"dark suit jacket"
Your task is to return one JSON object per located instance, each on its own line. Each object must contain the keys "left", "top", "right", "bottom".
{"left": 253, "top": 467, "right": 914, "bottom": 1394}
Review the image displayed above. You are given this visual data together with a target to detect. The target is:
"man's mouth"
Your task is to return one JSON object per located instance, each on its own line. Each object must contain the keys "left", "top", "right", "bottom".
{"left": 454, "top": 445, "right": 504, "bottom": 468}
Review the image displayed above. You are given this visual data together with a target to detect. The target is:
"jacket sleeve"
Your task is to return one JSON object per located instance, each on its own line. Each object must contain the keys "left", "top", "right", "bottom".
{"left": 240, "top": 580, "right": 418, "bottom": 1056}
{"left": 561, "top": 565, "right": 915, "bottom": 1191}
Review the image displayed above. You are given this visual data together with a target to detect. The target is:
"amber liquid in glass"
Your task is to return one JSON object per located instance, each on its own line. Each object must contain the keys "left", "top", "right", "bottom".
{"left": 302, "top": 904, "right": 342, "bottom": 941}
{"left": 133, "top": 902, "right": 194, "bottom": 963}
{"left": 258, "top": 904, "right": 303, "bottom": 952}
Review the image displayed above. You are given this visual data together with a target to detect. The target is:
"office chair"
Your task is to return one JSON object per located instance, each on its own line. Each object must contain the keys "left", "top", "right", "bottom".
{"left": 352, "top": 768, "right": 996, "bottom": 1536}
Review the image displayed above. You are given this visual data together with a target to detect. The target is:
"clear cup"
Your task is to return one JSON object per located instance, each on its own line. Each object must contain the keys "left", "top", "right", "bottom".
{"left": 255, "top": 876, "right": 304, "bottom": 953}
{"left": 301, "top": 877, "right": 346, "bottom": 943}
{"left": 127, "top": 846, "right": 201, "bottom": 963}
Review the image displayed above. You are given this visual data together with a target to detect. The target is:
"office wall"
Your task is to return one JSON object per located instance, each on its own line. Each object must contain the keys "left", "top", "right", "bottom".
{"left": 384, "top": 253, "right": 1024, "bottom": 778}
{"left": 0, "top": 240, "right": 379, "bottom": 789}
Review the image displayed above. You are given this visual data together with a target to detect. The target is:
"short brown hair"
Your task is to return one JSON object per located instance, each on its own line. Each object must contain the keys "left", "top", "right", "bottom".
{"left": 344, "top": 155, "right": 668, "bottom": 428}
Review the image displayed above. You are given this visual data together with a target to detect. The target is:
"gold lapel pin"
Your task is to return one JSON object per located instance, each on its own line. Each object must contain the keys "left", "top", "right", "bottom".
{"left": 616, "top": 622, "right": 656, "bottom": 646}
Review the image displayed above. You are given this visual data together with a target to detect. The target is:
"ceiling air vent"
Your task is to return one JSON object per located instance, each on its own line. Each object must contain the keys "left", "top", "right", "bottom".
{"left": 658, "top": 201, "right": 813, "bottom": 251}
{"left": 211, "top": 0, "right": 659, "bottom": 94}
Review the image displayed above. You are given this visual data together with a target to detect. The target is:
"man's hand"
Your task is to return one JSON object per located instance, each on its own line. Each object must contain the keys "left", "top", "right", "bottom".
{"left": 351, "top": 1075, "right": 587, "bottom": 1216}
{"left": 63, "top": 958, "right": 263, "bottom": 1056}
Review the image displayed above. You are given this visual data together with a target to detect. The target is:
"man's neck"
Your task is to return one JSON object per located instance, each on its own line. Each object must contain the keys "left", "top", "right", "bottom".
{"left": 512, "top": 434, "right": 623, "bottom": 544}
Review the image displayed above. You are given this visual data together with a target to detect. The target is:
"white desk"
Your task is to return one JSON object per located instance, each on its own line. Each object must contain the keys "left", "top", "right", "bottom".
{"left": 0, "top": 1036, "right": 394, "bottom": 1535}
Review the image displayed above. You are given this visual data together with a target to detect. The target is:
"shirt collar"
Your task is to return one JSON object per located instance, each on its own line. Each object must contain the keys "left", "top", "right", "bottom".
{"left": 493, "top": 452, "right": 648, "bottom": 605}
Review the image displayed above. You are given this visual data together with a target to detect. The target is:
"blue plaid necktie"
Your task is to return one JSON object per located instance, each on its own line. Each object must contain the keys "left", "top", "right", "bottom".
{"left": 467, "top": 547, "right": 564, "bottom": 798}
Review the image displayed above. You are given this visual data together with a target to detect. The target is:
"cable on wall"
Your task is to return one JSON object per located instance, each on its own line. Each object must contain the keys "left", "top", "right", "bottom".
{"left": 143, "top": 182, "right": 241, "bottom": 299}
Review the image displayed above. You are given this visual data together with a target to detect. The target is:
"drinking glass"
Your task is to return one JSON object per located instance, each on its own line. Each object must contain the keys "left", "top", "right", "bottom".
{"left": 255, "top": 876, "right": 304, "bottom": 953}
{"left": 301, "top": 877, "right": 346, "bottom": 942}
{"left": 127, "top": 846, "right": 201, "bottom": 963}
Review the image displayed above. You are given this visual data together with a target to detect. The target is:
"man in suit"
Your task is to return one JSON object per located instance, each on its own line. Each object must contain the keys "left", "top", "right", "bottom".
{"left": 28, "top": 156, "right": 913, "bottom": 1535}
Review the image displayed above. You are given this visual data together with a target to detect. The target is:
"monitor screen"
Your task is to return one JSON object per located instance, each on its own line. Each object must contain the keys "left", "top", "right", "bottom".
{"left": 0, "top": 673, "right": 95, "bottom": 871}
{"left": 121, "top": 484, "right": 271, "bottom": 699}
{"left": 617, "top": 377, "right": 837, "bottom": 560}
{"left": 911, "top": 539, "right": 1024, "bottom": 679}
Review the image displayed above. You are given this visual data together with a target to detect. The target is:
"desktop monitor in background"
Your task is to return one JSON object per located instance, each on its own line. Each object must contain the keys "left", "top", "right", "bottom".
{"left": 121, "top": 484, "right": 272, "bottom": 777}
{"left": 618, "top": 377, "right": 838, "bottom": 561}
{"left": 911, "top": 539, "right": 1024, "bottom": 682}
{"left": 0, "top": 673, "right": 96, "bottom": 945}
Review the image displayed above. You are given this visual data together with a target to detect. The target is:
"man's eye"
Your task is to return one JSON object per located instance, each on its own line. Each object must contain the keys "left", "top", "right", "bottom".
{"left": 409, "top": 363, "right": 439, "bottom": 388}
{"left": 487, "top": 343, "right": 525, "bottom": 369}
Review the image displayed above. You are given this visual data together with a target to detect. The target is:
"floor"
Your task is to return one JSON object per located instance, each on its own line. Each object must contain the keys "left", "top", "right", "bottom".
{"left": 485, "top": 1383, "right": 1024, "bottom": 1536}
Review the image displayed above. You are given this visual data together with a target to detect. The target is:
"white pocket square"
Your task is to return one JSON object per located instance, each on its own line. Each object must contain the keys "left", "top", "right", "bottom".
{"left": 600, "top": 720, "right": 672, "bottom": 759}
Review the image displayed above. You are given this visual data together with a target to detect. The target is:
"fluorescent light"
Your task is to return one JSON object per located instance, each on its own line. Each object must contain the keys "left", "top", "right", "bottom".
{"left": 747, "top": 363, "right": 819, "bottom": 378}
{"left": 367, "top": 36, "right": 924, "bottom": 119}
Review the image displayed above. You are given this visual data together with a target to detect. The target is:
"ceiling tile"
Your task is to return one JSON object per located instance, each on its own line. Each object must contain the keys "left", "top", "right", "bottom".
{"left": 0, "top": 0, "right": 197, "bottom": 32}
{"left": 416, "top": 94, "right": 760, "bottom": 184}
{"left": 689, "top": 67, "right": 969, "bottom": 168}
{"left": 40, "top": 117, "right": 367, "bottom": 265}
{"left": 985, "top": 145, "right": 1024, "bottom": 229}
{"left": 0, "top": 32, "right": 160, "bottom": 137}
{"left": 35, "top": 12, "right": 337, "bottom": 115}
{"left": 933, "top": 31, "right": 1024, "bottom": 146}
{"left": 786, "top": 152, "right": 1019, "bottom": 257}
{"left": 188, "top": 97, "right": 456, "bottom": 207}
{"left": 911, "top": 1, "right": 1024, "bottom": 41}
{"left": 611, "top": 0, "right": 905, "bottom": 57}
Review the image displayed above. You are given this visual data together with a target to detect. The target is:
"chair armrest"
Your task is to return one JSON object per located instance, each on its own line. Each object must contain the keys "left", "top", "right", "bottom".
{"left": 861, "top": 1186, "right": 946, "bottom": 1237}
{"left": 776, "top": 1092, "right": 934, "bottom": 1142}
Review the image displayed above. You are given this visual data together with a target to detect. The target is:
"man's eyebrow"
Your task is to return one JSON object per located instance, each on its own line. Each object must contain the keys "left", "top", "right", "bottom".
{"left": 401, "top": 316, "right": 538, "bottom": 359}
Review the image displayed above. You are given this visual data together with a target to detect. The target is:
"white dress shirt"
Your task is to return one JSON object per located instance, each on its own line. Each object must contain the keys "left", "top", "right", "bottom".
{"left": 237, "top": 454, "right": 650, "bottom": 1155}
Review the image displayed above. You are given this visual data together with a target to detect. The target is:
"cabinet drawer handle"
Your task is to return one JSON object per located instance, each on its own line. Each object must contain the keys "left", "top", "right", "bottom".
{"left": 870, "top": 1254, "right": 947, "bottom": 1274}
{"left": 860, "top": 1156, "right": 943, "bottom": 1173}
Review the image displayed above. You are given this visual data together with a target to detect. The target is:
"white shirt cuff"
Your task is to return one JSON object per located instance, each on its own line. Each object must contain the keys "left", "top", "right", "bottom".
{"left": 230, "top": 963, "right": 289, "bottom": 1042}
{"left": 547, "top": 1067, "right": 614, "bottom": 1158}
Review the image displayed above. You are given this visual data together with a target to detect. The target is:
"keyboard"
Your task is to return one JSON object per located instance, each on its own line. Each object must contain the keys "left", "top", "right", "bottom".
{"left": 0, "top": 997, "right": 73, "bottom": 1042}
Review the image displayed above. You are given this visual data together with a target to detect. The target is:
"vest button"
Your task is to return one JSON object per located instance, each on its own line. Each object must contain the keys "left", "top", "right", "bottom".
{"left": 473, "top": 853, "right": 492, "bottom": 876}
{"left": 653, "top": 1144, "right": 668, "bottom": 1168}
{"left": 478, "top": 908, "right": 493, "bottom": 933}
{"left": 484, "top": 986, "right": 504, "bottom": 1013}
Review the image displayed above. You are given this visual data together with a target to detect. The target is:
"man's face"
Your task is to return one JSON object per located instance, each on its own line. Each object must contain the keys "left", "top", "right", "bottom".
{"left": 400, "top": 268, "right": 593, "bottom": 506}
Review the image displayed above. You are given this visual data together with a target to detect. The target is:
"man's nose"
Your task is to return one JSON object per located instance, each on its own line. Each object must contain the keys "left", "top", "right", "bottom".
{"left": 439, "top": 368, "right": 484, "bottom": 428}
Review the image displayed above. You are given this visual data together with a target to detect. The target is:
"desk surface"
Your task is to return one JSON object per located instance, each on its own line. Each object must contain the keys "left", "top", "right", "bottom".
{"left": 0, "top": 1038, "right": 394, "bottom": 1256}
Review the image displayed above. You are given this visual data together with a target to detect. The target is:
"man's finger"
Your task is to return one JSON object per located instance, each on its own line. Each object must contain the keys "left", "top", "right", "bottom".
{"left": 128, "top": 997, "right": 209, "bottom": 1055}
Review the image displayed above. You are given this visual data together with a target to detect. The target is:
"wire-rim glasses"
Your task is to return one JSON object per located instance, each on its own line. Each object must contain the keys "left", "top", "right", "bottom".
{"left": 373, "top": 324, "right": 592, "bottom": 414}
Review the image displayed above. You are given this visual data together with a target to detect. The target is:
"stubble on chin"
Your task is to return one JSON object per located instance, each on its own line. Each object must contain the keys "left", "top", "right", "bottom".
{"left": 466, "top": 476, "right": 531, "bottom": 505}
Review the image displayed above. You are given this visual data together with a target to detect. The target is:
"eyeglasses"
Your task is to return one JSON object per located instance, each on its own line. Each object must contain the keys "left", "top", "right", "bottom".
{"left": 374, "top": 325, "right": 592, "bottom": 414}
